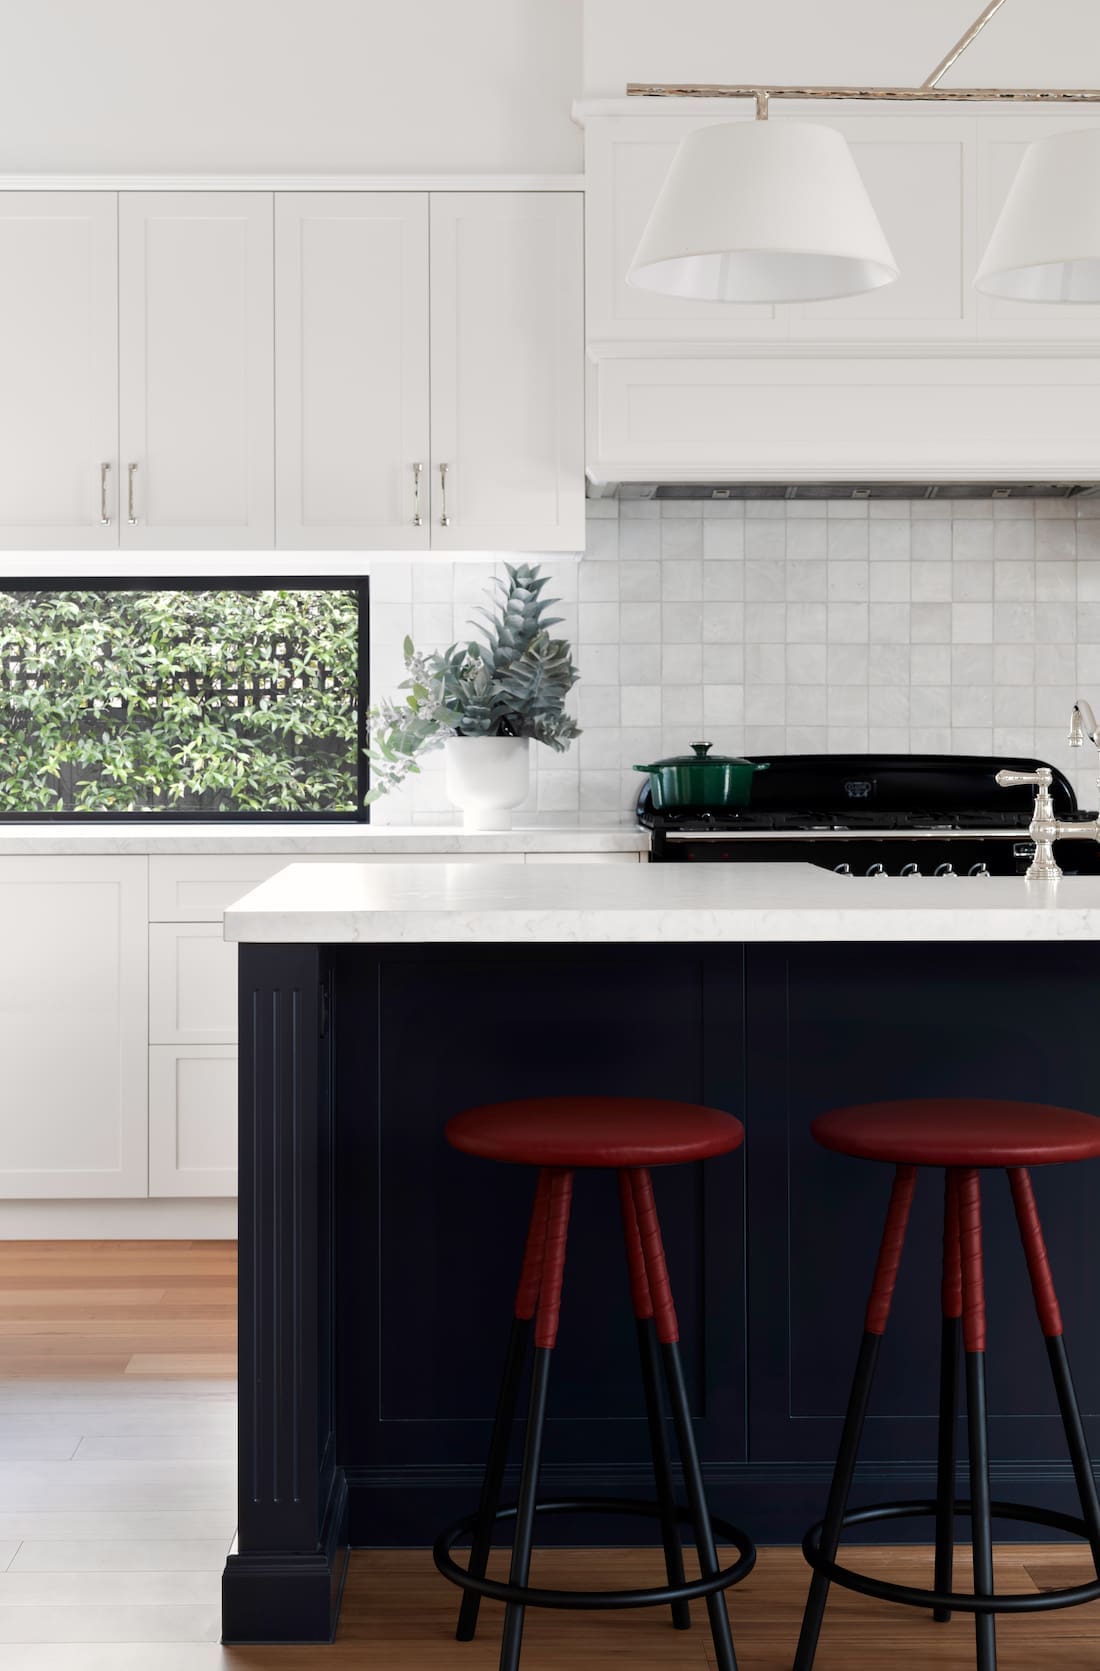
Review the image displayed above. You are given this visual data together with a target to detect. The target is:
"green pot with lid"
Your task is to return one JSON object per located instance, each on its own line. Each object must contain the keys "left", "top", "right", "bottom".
{"left": 633, "top": 741, "right": 770, "bottom": 811}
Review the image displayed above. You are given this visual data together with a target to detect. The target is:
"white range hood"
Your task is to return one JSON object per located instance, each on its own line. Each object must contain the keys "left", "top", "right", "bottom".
{"left": 579, "top": 101, "right": 1100, "bottom": 498}
{"left": 592, "top": 479, "right": 1100, "bottom": 502}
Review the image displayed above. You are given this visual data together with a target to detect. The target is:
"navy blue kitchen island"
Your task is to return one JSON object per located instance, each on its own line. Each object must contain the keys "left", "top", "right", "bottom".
{"left": 219, "top": 860, "right": 1100, "bottom": 1642}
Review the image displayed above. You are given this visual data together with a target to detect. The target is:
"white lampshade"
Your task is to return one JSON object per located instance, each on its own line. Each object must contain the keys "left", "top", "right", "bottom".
{"left": 626, "top": 119, "right": 899, "bottom": 304}
{"left": 975, "top": 127, "right": 1100, "bottom": 302}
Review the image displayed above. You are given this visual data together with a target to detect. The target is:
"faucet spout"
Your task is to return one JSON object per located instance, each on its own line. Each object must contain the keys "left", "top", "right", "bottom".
{"left": 1069, "top": 698, "right": 1100, "bottom": 748}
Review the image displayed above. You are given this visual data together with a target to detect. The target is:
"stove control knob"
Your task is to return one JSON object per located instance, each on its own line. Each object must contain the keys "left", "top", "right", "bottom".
{"left": 865, "top": 863, "right": 887, "bottom": 878}
{"left": 833, "top": 863, "right": 852, "bottom": 875}
{"left": 934, "top": 862, "right": 957, "bottom": 878}
{"left": 899, "top": 863, "right": 921, "bottom": 877}
{"left": 968, "top": 862, "right": 991, "bottom": 878}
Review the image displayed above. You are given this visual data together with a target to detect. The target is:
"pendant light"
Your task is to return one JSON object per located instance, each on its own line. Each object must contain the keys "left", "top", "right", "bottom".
{"left": 625, "top": 2, "right": 1100, "bottom": 308}
{"left": 626, "top": 115, "right": 899, "bottom": 305}
{"left": 975, "top": 127, "right": 1100, "bottom": 302}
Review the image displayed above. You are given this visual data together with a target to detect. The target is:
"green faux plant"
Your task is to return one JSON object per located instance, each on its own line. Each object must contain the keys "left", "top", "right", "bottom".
{"left": 366, "top": 563, "right": 581, "bottom": 802}
{"left": 0, "top": 588, "right": 359, "bottom": 814}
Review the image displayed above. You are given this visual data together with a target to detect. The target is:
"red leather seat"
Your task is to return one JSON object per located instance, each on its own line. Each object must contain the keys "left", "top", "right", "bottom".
{"left": 813, "top": 1098, "right": 1100, "bottom": 1168}
{"left": 446, "top": 1095, "right": 744, "bottom": 1169}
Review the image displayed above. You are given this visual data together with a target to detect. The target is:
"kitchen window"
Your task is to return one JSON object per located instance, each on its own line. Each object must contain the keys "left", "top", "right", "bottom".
{"left": 0, "top": 580, "right": 369, "bottom": 819}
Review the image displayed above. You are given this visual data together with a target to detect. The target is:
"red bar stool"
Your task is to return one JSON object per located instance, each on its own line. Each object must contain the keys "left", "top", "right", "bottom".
{"left": 794, "top": 1097, "right": 1100, "bottom": 1671}
{"left": 432, "top": 1094, "right": 755, "bottom": 1671}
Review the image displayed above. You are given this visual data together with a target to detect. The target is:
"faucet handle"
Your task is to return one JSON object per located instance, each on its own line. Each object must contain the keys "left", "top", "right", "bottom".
{"left": 996, "top": 767, "right": 1052, "bottom": 789}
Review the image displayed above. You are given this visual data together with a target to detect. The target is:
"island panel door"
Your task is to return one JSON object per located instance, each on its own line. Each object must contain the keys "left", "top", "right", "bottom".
{"left": 746, "top": 942, "right": 1100, "bottom": 1469}
{"left": 333, "top": 945, "right": 746, "bottom": 1540}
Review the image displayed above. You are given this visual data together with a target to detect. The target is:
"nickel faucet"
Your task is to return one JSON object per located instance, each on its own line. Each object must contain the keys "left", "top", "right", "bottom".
{"left": 994, "top": 699, "right": 1100, "bottom": 881}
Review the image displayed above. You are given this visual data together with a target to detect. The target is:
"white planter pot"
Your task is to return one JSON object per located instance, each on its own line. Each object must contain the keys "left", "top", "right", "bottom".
{"left": 444, "top": 736, "right": 530, "bottom": 830}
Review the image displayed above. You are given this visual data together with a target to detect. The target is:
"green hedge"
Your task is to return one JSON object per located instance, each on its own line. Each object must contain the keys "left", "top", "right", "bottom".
{"left": 0, "top": 588, "right": 360, "bottom": 814}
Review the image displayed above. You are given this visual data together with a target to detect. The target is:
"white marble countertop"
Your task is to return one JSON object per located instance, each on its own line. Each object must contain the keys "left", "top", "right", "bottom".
{"left": 0, "top": 820, "right": 648, "bottom": 856}
{"left": 223, "top": 860, "right": 1100, "bottom": 944}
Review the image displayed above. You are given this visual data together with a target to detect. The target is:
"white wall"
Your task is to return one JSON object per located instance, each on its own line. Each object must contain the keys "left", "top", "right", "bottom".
{"left": 0, "top": 0, "right": 582, "bottom": 173}
{"left": 583, "top": 0, "right": 1100, "bottom": 97}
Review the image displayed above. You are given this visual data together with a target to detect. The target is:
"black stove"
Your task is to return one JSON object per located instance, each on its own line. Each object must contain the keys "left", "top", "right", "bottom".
{"left": 639, "top": 754, "right": 1100, "bottom": 877}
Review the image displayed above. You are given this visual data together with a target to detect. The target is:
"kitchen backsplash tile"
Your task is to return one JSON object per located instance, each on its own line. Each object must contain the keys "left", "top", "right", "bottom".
{"left": 368, "top": 499, "right": 1100, "bottom": 823}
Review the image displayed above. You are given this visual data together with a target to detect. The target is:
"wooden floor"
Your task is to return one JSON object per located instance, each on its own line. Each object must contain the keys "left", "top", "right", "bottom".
{"left": 1, "top": 1242, "right": 1099, "bottom": 1670}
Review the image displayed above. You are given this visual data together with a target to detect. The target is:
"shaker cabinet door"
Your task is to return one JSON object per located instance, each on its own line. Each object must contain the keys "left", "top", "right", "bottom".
{"left": 275, "top": 192, "right": 430, "bottom": 549}
{"left": 429, "top": 192, "right": 585, "bottom": 553}
{"left": 0, "top": 192, "right": 118, "bottom": 550}
{"left": 119, "top": 191, "right": 274, "bottom": 549}
{"left": 149, "top": 1044, "right": 238, "bottom": 1198}
{"left": 0, "top": 858, "right": 148, "bottom": 1198}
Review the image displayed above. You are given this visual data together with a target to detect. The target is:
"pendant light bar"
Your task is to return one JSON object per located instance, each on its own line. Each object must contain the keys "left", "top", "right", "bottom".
{"left": 922, "top": 0, "right": 1009, "bottom": 89}
{"left": 627, "top": 0, "right": 1100, "bottom": 106}
{"left": 627, "top": 84, "right": 1100, "bottom": 107}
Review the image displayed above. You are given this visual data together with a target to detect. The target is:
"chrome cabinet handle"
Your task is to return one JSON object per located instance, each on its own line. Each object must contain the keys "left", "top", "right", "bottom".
{"left": 127, "top": 462, "right": 138, "bottom": 525}
{"left": 99, "top": 462, "right": 111, "bottom": 526}
{"left": 439, "top": 461, "right": 450, "bottom": 528}
{"left": 412, "top": 461, "right": 423, "bottom": 527}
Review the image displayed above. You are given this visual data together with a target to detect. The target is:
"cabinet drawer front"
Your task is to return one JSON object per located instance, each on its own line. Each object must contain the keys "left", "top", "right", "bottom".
{"left": 150, "top": 852, "right": 525, "bottom": 920}
{"left": 149, "top": 923, "right": 237, "bottom": 1045}
{"left": 150, "top": 855, "right": 323, "bottom": 921}
{"left": 524, "top": 852, "right": 642, "bottom": 864}
{"left": 149, "top": 1044, "right": 237, "bottom": 1198}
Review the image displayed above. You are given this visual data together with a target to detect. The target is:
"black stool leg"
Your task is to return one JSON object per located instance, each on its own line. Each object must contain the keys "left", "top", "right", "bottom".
{"left": 458, "top": 1169, "right": 551, "bottom": 1642}
{"left": 629, "top": 1167, "right": 739, "bottom": 1671}
{"left": 959, "top": 1168, "right": 997, "bottom": 1671}
{"left": 965, "top": 1347, "right": 996, "bottom": 1671}
{"left": 1007, "top": 1166, "right": 1100, "bottom": 1574}
{"left": 794, "top": 1163, "right": 917, "bottom": 1671}
{"left": 638, "top": 1318, "right": 691, "bottom": 1630}
{"left": 663, "top": 1339, "right": 739, "bottom": 1671}
{"left": 498, "top": 1168, "right": 573, "bottom": 1671}
{"left": 1047, "top": 1336, "right": 1100, "bottom": 1571}
{"left": 619, "top": 1169, "right": 690, "bottom": 1631}
{"left": 934, "top": 1170, "right": 962, "bottom": 1623}
{"left": 793, "top": 1331, "right": 881, "bottom": 1671}
{"left": 456, "top": 1317, "right": 531, "bottom": 1641}
{"left": 934, "top": 1314, "right": 961, "bottom": 1622}
{"left": 498, "top": 1345, "right": 553, "bottom": 1671}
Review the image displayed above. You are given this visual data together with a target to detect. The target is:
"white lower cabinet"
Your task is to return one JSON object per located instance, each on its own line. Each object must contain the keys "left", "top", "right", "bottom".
{"left": 0, "top": 846, "right": 647, "bottom": 1207}
{"left": 149, "top": 1044, "right": 237, "bottom": 1198}
{"left": 0, "top": 858, "right": 147, "bottom": 1198}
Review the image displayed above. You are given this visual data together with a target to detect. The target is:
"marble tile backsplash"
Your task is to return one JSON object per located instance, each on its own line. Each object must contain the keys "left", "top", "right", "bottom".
{"left": 368, "top": 496, "right": 1100, "bottom": 822}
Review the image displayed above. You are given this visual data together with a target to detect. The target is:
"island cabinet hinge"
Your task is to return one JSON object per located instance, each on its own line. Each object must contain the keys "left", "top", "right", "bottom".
{"left": 319, "top": 983, "right": 330, "bottom": 1039}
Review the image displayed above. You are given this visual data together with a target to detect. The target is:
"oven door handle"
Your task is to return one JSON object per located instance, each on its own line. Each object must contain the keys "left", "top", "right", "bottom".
{"left": 660, "top": 828, "right": 1026, "bottom": 842}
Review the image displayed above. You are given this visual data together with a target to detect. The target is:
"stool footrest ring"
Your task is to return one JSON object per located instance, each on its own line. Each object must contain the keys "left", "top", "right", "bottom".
{"left": 434, "top": 1495, "right": 756, "bottom": 1611}
{"left": 803, "top": 1498, "right": 1100, "bottom": 1615}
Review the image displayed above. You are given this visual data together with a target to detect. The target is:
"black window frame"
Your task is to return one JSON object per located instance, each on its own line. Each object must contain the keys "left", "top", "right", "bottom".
{"left": 0, "top": 574, "right": 371, "bottom": 823}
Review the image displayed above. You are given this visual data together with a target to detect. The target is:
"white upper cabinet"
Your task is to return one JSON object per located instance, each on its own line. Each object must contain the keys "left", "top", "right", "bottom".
{"left": 429, "top": 192, "right": 585, "bottom": 552}
{"left": 275, "top": 192, "right": 430, "bottom": 550}
{"left": 0, "top": 192, "right": 118, "bottom": 549}
{"left": 0, "top": 184, "right": 583, "bottom": 553}
{"left": 119, "top": 191, "right": 274, "bottom": 548}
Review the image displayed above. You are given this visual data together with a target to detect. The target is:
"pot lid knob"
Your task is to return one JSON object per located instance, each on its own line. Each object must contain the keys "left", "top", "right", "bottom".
{"left": 690, "top": 741, "right": 713, "bottom": 758}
